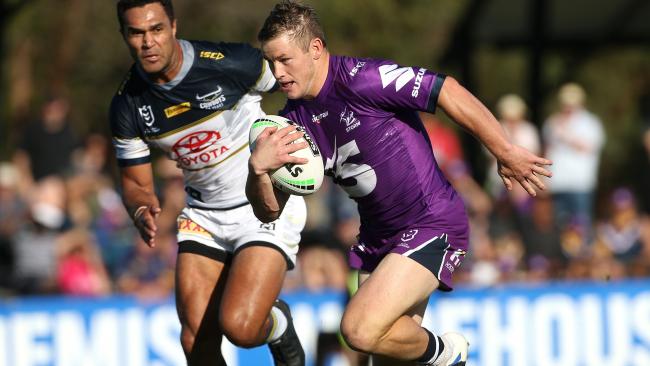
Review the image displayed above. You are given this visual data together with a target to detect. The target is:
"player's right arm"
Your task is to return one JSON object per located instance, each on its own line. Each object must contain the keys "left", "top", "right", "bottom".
{"left": 109, "top": 87, "right": 161, "bottom": 247}
{"left": 246, "top": 125, "right": 308, "bottom": 222}
{"left": 437, "top": 77, "right": 552, "bottom": 196}
{"left": 120, "top": 163, "right": 161, "bottom": 247}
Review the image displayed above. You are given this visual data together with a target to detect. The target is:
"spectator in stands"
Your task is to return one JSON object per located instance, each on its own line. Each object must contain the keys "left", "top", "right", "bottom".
{"left": 526, "top": 255, "right": 554, "bottom": 282}
{"left": 543, "top": 83, "right": 605, "bottom": 249}
{"left": 466, "top": 236, "right": 500, "bottom": 287}
{"left": 71, "top": 133, "right": 111, "bottom": 177}
{"left": 487, "top": 94, "right": 541, "bottom": 212}
{"left": 13, "top": 95, "right": 80, "bottom": 185}
{"left": 588, "top": 240, "right": 626, "bottom": 282}
{"left": 56, "top": 229, "right": 112, "bottom": 297}
{"left": 493, "top": 232, "right": 526, "bottom": 282}
{"left": 10, "top": 176, "right": 69, "bottom": 294}
{"left": 519, "top": 194, "right": 563, "bottom": 265}
{"left": 595, "top": 188, "right": 644, "bottom": 262}
{"left": 115, "top": 231, "right": 176, "bottom": 301}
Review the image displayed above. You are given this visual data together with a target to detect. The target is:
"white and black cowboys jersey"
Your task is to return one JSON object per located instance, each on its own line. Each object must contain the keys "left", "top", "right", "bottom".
{"left": 110, "top": 39, "right": 277, "bottom": 209}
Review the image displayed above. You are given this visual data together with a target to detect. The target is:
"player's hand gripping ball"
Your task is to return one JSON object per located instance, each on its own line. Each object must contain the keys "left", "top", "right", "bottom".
{"left": 249, "top": 115, "right": 324, "bottom": 195}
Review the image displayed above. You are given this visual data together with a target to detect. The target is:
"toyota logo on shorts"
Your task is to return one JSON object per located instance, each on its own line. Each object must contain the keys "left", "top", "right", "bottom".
{"left": 172, "top": 130, "right": 221, "bottom": 157}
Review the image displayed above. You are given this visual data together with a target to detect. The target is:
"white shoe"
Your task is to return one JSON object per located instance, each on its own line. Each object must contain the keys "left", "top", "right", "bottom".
{"left": 433, "top": 332, "right": 468, "bottom": 366}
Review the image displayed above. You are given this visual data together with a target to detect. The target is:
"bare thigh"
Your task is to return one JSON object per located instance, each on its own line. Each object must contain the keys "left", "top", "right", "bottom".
{"left": 340, "top": 253, "right": 439, "bottom": 361}
{"left": 359, "top": 270, "right": 431, "bottom": 366}
{"left": 219, "top": 245, "right": 288, "bottom": 345}
{"left": 350, "top": 254, "right": 438, "bottom": 332}
{"left": 358, "top": 270, "right": 430, "bottom": 325}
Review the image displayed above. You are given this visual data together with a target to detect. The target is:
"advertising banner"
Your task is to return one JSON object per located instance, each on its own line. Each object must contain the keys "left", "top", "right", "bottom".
{"left": 1, "top": 280, "right": 649, "bottom": 366}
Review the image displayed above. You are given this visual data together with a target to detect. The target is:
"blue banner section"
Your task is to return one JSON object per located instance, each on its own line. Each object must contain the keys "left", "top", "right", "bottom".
{"left": 1, "top": 280, "right": 649, "bottom": 366}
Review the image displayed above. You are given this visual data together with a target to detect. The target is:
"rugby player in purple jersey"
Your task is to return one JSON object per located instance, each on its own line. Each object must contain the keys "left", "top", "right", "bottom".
{"left": 247, "top": 2, "right": 552, "bottom": 365}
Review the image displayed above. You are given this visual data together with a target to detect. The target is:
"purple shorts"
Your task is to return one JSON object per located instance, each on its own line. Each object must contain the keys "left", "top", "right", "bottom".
{"left": 348, "top": 226, "right": 469, "bottom": 291}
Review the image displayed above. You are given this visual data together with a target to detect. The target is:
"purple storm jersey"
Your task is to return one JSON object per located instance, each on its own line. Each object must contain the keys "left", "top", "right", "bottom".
{"left": 281, "top": 55, "right": 469, "bottom": 287}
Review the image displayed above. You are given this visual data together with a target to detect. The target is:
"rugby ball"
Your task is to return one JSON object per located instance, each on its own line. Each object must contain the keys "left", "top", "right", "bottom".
{"left": 249, "top": 115, "right": 324, "bottom": 196}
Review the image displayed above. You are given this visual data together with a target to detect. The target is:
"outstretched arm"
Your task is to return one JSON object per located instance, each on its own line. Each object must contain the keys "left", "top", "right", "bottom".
{"left": 246, "top": 125, "right": 308, "bottom": 222}
{"left": 120, "top": 163, "right": 161, "bottom": 247}
{"left": 437, "top": 77, "right": 552, "bottom": 196}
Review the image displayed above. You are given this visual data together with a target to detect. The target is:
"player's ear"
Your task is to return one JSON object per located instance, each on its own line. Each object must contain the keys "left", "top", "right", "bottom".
{"left": 171, "top": 19, "right": 177, "bottom": 37}
{"left": 310, "top": 38, "right": 324, "bottom": 60}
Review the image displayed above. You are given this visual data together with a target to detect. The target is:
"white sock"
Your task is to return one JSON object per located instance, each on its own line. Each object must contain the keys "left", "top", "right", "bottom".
{"left": 431, "top": 336, "right": 451, "bottom": 366}
{"left": 266, "top": 305, "right": 288, "bottom": 343}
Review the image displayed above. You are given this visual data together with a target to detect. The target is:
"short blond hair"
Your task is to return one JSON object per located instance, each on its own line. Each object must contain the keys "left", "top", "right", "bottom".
{"left": 258, "top": 1, "right": 327, "bottom": 51}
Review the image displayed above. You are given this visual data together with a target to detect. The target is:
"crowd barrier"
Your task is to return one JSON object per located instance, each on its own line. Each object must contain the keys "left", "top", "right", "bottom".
{"left": 1, "top": 280, "right": 649, "bottom": 366}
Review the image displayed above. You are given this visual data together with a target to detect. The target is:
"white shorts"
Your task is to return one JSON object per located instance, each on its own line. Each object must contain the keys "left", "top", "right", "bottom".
{"left": 176, "top": 195, "right": 306, "bottom": 269}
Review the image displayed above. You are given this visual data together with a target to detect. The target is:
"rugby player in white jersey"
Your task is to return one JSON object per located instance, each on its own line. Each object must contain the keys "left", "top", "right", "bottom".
{"left": 110, "top": 1, "right": 306, "bottom": 365}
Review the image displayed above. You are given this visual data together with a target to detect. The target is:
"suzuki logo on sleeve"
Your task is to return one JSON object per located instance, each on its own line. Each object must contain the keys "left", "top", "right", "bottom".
{"left": 138, "top": 105, "right": 155, "bottom": 126}
{"left": 411, "top": 68, "right": 426, "bottom": 97}
{"left": 378, "top": 64, "right": 415, "bottom": 92}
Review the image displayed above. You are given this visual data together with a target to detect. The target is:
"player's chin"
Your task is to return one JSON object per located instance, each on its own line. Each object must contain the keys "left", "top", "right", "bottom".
{"left": 139, "top": 60, "right": 164, "bottom": 74}
{"left": 285, "top": 89, "right": 304, "bottom": 100}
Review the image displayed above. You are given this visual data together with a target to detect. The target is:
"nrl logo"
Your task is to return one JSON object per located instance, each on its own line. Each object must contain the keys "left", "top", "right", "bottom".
{"left": 138, "top": 105, "right": 155, "bottom": 126}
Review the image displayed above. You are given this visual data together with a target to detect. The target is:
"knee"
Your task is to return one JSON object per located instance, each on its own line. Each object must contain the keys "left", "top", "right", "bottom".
{"left": 220, "top": 309, "right": 265, "bottom": 348}
{"left": 340, "top": 310, "right": 382, "bottom": 353}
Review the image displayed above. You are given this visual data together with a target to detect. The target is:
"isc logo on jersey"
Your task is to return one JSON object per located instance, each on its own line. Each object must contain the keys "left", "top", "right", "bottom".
{"left": 378, "top": 64, "right": 426, "bottom": 97}
{"left": 199, "top": 51, "right": 225, "bottom": 61}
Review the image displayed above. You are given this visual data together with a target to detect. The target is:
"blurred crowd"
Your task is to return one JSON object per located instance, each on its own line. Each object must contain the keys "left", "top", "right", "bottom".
{"left": 1, "top": 83, "right": 650, "bottom": 301}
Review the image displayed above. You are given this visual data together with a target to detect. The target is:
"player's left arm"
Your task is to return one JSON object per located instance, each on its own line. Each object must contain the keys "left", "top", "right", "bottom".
{"left": 437, "top": 76, "right": 553, "bottom": 196}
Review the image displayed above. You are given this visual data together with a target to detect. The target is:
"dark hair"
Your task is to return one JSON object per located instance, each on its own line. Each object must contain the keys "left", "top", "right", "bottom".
{"left": 116, "top": 0, "right": 175, "bottom": 31}
{"left": 258, "top": 1, "right": 326, "bottom": 51}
